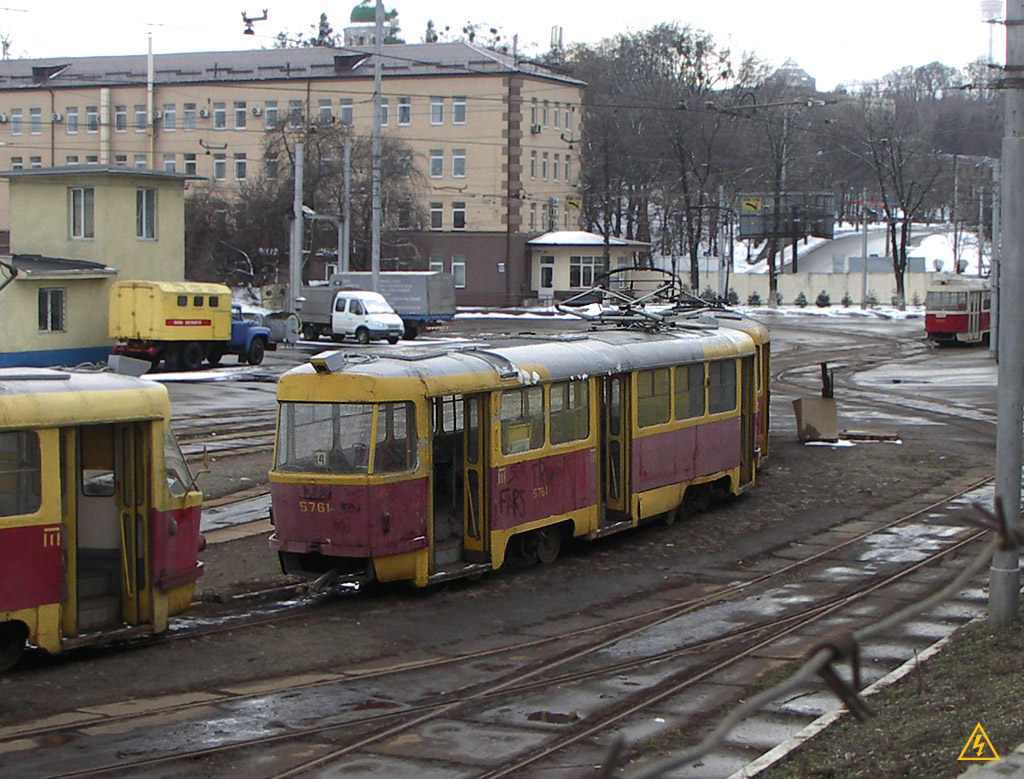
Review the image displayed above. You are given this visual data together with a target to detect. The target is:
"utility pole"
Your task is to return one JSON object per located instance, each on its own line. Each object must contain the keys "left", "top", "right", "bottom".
{"left": 342, "top": 137, "right": 351, "bottom": 273}
{"left": 370, "top": 0, "right": 383, "bottom": 292}
{"left": 860, "top": 189, "right": 868, "bottom": 309}
{"left": 991, "top": 159, "right": 1001, "bottom": 357}
{"left": 991, "top": 0, "right": 1023, "bottom": 626}
{"left": 288, "top": 142, "right": 304, "bottom": 315}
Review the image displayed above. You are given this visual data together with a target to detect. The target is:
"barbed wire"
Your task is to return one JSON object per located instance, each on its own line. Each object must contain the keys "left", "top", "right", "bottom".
{"left": 617, "top": 498, "right": 1020, "bottom": 779}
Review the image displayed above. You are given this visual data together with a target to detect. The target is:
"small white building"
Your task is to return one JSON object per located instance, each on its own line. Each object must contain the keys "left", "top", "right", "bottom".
{"left": 527, "top": 231, "right": 650, "bottom": 301}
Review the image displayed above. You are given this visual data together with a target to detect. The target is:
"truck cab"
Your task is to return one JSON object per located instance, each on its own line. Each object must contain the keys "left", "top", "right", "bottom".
{"left": 331, "top": 291, "right": 404, "bottom": 345}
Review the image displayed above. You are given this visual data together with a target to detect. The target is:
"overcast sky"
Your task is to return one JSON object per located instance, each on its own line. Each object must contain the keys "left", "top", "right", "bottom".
{"left": 2, "top": 1, "right": 1002, "bottom": 91}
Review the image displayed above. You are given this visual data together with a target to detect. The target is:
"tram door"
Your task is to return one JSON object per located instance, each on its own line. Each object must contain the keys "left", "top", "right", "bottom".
{"left": 739, "top": 356, "right": 756, "bottom": 487}
{"left": 462, "top": 394, "right": 490, "bottom": 562}
{"left": 600, "top": 375, "right": 630, "bottom": 523}
{"left": 966, "top": 290, "right": 982, "bottom": 342}
{"left": 74, "top": 423, "right": 150, "bottom": 634}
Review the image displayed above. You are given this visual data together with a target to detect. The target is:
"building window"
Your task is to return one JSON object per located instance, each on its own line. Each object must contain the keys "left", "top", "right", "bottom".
{"left": 452, "top": 201, "right": 466, "bottom": 230}
{"left": 529, "top": 202, "right": 536, "bottom": 231}
{"left": 398, "top": 152, "right": 412, "bottom": 178}
{"left": 183, "top": 103, "right": 196, "bottom": 131}
{"left": 213, "top": 102, "right": 226, "bottom": 129}
{"left": 548, "top": 197, "right": 559, "bottom": 231}
{"left": 530, "top": 98, "right": 537, "bottom": 126}
{"left": 134, "top": 154, "right": 146, "bottom": 169}
{"left": 265, "top": 153, "right": 278, "bottom": 178}
{"left": 530, "top": 150, "right": 536, "bottom": 179}
{"left": 539, "top": 255, "right": 554, "bottom": 289}
{"left": 542, "top": 100, "right": 549, "bottom": 127}
{"left": 380, "top": 98, "right": 389, "bottom": 126}
{"left": 85, "top": 155, "right": 98, "bottom": 165}
{"left": 66, "top": 106, "right": 78, "bottom": 134}
{"left": 136, "top": 188, "right": 156, "bottom": 239}
{"left": 66, "top": 155, "right": 79, "bottom": 166}
{"left": 114, "top": 154, "right": 127, "bottom": 166}
{"left": 565, "top": 154, "right": 571, "bottom": 183}
{"left": 565, "top": 104, "right": 571, "bottom": 128}
{"left": 10, "top": 156, "right": 21, "bottom": 170}
{"left": 234, "top": 101, "right": 247, "bottom": 129}
{"left": 317, "top": 99, "right": 332, "bottom": 124}
{"left": 340, "top": 98, "right": 353, "bottom": 125}
{"left": 113, "top": 105, "right": 126, "bottom": 132}
{"left": 234, "top": 152, "right": 247, "bottom": 180}
{"left": 452, "top": 257, "right": 466, "bottom": 288}
{"left": 134, "top": 104, "right": 147, "bottom": 132}
{"left": 569, "top": 254, "right": 597, "bottom": 288}
{"left": 163, "top": 103, "right": 176, "bottom": 131}
{"left": 453, "top": 96, "right": 466, "bottom": 124}
{"left": 163, "top": 153, "right": 176, "bottom": 172}
{"left": 429, "top": 256, "right": 444, "bottom": 273}
{"left": 452, "top": 148, "right": 466, "bottom": 178}
{"left": 554, "top": 102, "right": 560, "bottom": 129}
{"left": 184, "top": 153, "right": 197, "bottom": 175}
{"left": 553, "top": 155, "right": 559, "bottom": 182}
{"left": 398, "top": 96, "right": 411, "bottom": 125}
{"left": 10, "top": 108, "right": 21, "bottom": 135}
{"left": 429, "top": 202, "right": 443, "bottom": 230}
{"left": 30, "top": 107, "right": 41, "bottom": 135}
{"left": 541, "top": 152, "right": 548, "bottom": 180}
{"left": 429, "top": 149, "right": 443, "bottom": 178}
{"left": 288, "top": 100, "right": 303, "bottom": 128}
{"left": 29, "top": 156, "right": 41, "bottom": 169}
{"left": 213, "top": 153, "right": 226, "bottom": 181}
{"left": 398, "top": 202, "right": 413, "bottom": 229}
{"left": 38, "top": 288, "right": 65, "bottom": 333}
{"left": 430, "top": 96, "right": 443, "bottom": 125}
{"left": 69, "top": 187, "right": 95, "bottom": 239}
{"left": 265, "top": 100, "right": 278, "bottom": 129}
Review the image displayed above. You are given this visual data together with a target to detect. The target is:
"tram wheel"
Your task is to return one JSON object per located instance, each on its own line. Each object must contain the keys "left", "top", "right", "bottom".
{"left": 0, "top": 622, "right": 27, "bottom": 672}
{"left": 534, "top": 526, "right": 562, "bottom": 564}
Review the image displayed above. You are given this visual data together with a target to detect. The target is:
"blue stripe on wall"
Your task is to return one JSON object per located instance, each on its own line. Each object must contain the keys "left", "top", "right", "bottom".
{"left": 0, "top": 347, "right": 113, "bottom": 369}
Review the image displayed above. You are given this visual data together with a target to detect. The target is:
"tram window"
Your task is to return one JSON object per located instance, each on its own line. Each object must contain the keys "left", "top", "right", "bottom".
{"left": 637, "top": 368, "right": 670, "bottom": 428}
{"left": 276, "top": 402, "right": 374, "bottom": 473}
{"left": 550, "top": 380, "right": 589, "bottom": 445}
{"left": 164, "top": 428, "right": 193, "bottom": 496}
{"left": 0, "top": 431, "right": 41, "bottom": 517}
{"left": 499, "top": 387, "right": 544, "bottom": 454}
{"left": 80, "top": 425, "right": 115, "bottom": 497}
{"left": 708, "top": 359, "right": 737, "bottom": 414}
{"left": 674, "top": 364, "right": 705, "bottom": 420}
{"left": 374, "top": 402, "right": 417, "bottom": 473}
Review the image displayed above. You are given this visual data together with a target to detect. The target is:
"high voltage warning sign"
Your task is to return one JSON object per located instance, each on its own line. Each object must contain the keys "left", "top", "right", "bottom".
{"left": 958, "top": 723, "right": 1000, "bottom": 761}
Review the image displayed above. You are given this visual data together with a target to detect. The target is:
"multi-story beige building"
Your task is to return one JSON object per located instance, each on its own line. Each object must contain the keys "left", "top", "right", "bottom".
{"left": 0, "top": 42, "right": 584, "bottom": 305}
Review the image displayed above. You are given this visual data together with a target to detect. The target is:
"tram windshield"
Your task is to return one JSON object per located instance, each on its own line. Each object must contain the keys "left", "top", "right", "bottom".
{"left": 926, "top": 291, "right": 966, "bottom": 311}
{"left": 164, "top": 429, "right": 193, "bottom": 496}
{"left": 276, "top": 401, "right": 417, "bottom": 474}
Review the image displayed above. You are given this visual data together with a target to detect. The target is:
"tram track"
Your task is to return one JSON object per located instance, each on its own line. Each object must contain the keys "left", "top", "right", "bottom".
{"left": 6, "top": 474, "right": 993, "bottom": 778}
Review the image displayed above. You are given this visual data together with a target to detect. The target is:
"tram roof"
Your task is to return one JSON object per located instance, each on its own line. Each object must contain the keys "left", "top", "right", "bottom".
{"left": 0, "top": 369, "right": 170, "bottom": 429}
{"left": 279, "top": 325, "right": 757, "bottom": 400}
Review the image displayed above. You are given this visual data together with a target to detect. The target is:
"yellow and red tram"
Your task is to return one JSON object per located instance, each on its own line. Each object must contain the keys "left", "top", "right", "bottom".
{"left": 269, "top": 320, "right": 766, "bottom": 589}
{"left": 0, "top": 369, "right": 204, "bottom": 669}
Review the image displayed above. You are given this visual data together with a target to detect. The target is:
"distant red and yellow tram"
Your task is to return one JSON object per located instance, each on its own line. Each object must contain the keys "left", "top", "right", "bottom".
{"left": 269, "top": 319, "right": 768, "bottom": 589}
{"left": 925, "top": 276, "right": 991, "bottom": 345}
{"left": 0, "top": 369, "right": 204, "bottom": 670}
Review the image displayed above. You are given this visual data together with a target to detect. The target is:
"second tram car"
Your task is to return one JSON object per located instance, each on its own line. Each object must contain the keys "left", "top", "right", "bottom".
{"left": 0, "top": 369, "right": 205, "bottom": 670}
{"left": 269, "top": 321, "right": 766, "bottom": 589}
{"left": 925, "top": 276, "right": 991, "bottom": 345}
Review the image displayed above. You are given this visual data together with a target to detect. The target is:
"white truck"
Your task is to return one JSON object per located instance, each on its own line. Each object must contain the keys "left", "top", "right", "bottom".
{"left": 329, "top": 290, "right": 405, "bottom": 344}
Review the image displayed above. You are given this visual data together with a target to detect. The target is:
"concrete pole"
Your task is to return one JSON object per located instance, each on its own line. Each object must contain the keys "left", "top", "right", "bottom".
{"left": 991, "top": 0, "right": 1023, "bottom": 626}
{"left": 342, "top": 137, "right": 351, "bottom": 273}
{"left": 979, "top": 186, "right": 985, "bottom": 278}
{"left": 370, "top": 0, "right": 383, "bottom": 292}
{"left": 288, "top": 142, "right": 304, "bottom": 315}
{"left": 991, "top": 159, "right": 1001, "bottom": 358}
{"left": 860, "top": 189, "right": 868, "bottom": 308}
